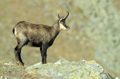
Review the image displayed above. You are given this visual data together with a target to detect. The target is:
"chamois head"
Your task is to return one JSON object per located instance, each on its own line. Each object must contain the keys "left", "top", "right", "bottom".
{"left": 58, "top": 11, "right": 70, "bottom": 31}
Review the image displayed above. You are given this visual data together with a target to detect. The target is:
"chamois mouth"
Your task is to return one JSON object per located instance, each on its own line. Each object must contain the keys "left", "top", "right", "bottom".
{"left": 66, "top": 26, "right": 70, "bottom": 30}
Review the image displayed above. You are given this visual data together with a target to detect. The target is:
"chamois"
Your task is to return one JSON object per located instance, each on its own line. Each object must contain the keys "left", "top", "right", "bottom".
{"left": 12, "top": 11, "right": 70, "bottom": 66}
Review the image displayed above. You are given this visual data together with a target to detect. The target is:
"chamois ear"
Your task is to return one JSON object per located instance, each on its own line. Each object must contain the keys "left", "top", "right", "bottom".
{"left": 58, "top": 14, "right": 60, "bottom": 19}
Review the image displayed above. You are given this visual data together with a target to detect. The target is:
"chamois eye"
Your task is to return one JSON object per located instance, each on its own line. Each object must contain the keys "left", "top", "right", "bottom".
{"left": 60, "top": 21, "right": 63, "bottom": 24}
{"left": 60, "top": 20, "right": 65, "bottom": 23}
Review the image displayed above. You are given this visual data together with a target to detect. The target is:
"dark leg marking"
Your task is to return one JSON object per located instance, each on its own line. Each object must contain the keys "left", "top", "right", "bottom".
{"left": 40, "top": 44, "right": 48, "bottom": 64}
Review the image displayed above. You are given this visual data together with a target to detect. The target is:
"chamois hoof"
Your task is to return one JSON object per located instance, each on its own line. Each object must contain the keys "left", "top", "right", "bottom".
{"left": 16, "top": 61, "right": 24, "bottom": 66}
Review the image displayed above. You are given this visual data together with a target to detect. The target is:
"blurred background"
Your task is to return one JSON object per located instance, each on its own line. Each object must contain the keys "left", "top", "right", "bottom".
{"left": 0, "top": 0, "right": 120, "bottom": 77}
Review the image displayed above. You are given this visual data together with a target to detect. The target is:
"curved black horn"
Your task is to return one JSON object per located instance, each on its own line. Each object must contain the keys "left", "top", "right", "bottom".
{"left": 58, "top": 14, "right": 60, "bottom": 19}
{"left": 64, "top": 11, "right": 69, "bottom": 20}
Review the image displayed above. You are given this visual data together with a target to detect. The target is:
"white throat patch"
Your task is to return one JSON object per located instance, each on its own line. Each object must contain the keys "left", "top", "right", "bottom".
{"left": 59, "top": 23, "right": 66, "bottom": 31}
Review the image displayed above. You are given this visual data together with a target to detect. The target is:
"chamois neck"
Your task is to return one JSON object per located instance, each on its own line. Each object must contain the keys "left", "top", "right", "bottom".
{"left": 52, "top": 20, "right": 59, "bottom": 30}
{"left": 51, "top": 21, "right": 60, "bottom": 38}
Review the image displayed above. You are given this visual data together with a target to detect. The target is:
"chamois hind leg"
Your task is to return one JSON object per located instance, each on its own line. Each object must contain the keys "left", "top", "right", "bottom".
{"left": 14, "top": 45, "right": 24, "bottom": 66}
{"left": 14, "top": 35, "right": 28, "bottom": 66}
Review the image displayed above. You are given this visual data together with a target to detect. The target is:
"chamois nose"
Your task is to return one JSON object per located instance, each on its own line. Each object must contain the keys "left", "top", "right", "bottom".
{"left": 67, "top": 26, "right": 70, "bottom": 30}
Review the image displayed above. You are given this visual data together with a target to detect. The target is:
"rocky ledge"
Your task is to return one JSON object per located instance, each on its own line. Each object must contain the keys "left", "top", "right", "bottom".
{"left": 26, "top": 59, "right": 112, "bottom": 79}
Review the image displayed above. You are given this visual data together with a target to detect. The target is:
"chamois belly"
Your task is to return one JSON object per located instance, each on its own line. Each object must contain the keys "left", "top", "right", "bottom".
{"left": 27, "top": 41, "right": 42, "bottom": 47}
{"left": 27, "top": 39, "right": 54, "bottom": 47}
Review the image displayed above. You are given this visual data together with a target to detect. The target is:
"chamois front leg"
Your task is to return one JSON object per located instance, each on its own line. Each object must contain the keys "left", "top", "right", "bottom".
{"left": 40, "top": 44, "right": 48, "bottom": 64}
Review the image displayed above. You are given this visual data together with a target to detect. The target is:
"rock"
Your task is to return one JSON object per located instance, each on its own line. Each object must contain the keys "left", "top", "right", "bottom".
{"left": 115, "top": 77, "right": 120, "bottom": 79}
{"left": 72, "top": 0, "right": 120, "bottom": 76}
{"left": 26, "top": 59, "right": 112, "bottom": 79}
{"left": 25, "top": 71, "right": 38, "bottom": 78}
